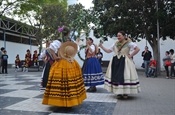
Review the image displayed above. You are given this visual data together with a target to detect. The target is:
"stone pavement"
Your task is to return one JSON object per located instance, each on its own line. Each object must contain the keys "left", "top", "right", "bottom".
{"left": 0, "top": 68, "right": 174, "bottom": 115}
{"left": 113, "top": 71, "right": 175, "bottom": 115}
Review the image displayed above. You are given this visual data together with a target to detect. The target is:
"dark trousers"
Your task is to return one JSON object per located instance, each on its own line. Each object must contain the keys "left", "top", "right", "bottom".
{"left": 170, "top": 62, "right": 175, "bottom": 77}
{"left": 42, "top": 61, "right": 51, "bottom": 87}
{"left": 2, "top": 61, "right": 7, "bottom": 73}
{"left": 34, "top": 62, "right": 38, "bottom": 66}
{"left": 164, "top": 66, "right": 169, "bottom": 77}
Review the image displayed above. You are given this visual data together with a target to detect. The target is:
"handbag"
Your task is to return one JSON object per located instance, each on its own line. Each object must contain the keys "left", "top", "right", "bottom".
{"left": 165, "top": 60, "right": 171, "bottom": 66}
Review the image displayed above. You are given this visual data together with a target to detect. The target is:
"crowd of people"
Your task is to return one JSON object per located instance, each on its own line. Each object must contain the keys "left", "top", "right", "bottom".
{"left": 15, "top": 50, "right": 40, "bottom": 72}
{"left": 141, "top": 46, "right": 175, "bottom": 79}
{"left": 162, "top": 49, "right": 175, "bottom": 79}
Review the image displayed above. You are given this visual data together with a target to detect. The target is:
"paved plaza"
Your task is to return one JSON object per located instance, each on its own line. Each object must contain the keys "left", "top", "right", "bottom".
{"left": 0, "top": 68, "right": 174, "bottom": 115}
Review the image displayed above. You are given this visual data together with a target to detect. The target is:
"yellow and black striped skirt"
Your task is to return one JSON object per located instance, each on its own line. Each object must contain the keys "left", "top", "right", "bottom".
{"left": 42, "top": 59, "right": 87, "bottom": 107}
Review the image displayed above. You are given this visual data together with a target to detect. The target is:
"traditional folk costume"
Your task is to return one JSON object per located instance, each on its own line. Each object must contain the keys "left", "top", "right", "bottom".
{"left": 42, "top": 41, "right": 86, "bottom": 107}
{"left": 83, "top": 43, "right": 104, "bottom": 92}
{"left": 23, "top": 49, "right": 31, "bottom": 72}
{"left": 41, "top": 40, "right": 61, "bottom": 88}
{"left": 15, "top": 54, "right": 20, "bottom": 71}
{"left": 33, "top": 50, "right": 38, "bottom": 66}
{"left": 104, "top": 38, "right": 141, "bottom": 96}
{"left": 40, "top": 49, "right": 47, "bottom": 87}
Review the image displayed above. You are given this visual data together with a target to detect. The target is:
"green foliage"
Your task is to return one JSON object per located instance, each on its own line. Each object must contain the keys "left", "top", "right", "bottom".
{"left": 0, "top": 0, "right": 68, "bottom": 53}
{"left": 0, "top": 0, "right": 22, "bottom": 16}
{"left": 11, "top": 0, "right": 67, "bottom": 15}
{"left": 41, "top": 4, "right": 67, "bottom": 39}
{"left": 67, "top": 3, "right": 100, "bottom": 38}
{"left": 93, "top": 0, "right": 175, "bottom": 40}
{"left": 15, "top": 0, "right": 67, "bottom": 38}
{"left": 67, "top": 4, "right": 85, "bottom": 35}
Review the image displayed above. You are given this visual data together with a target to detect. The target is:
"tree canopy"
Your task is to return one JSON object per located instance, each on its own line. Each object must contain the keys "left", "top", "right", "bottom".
{"left": 93, "top": 0, "right": 175, "bottom": 39}
{"left": 0, "top": 0, "right": 67, "bottom": 16}
{"left": 93, "top": 0, "right": 175, "bottom": 54}
{"left": 67, "top": 3, "right": 100, "bottom": 40}
{"left": 0, "top": 0, "right": 21, "bottom": 16}
{"left": 93, "top": 0, "right": 175, "bottom": 73}
{"left": 0, "top": 0, "right": 68, "bottom": 53}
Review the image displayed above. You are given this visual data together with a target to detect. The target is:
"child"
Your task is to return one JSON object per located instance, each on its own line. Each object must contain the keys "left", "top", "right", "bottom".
{"left": 33, "top": 50, "right": 38, "bottom": 66}
{"left": 15, "top": 54, "right": 21, "bottom": 72}
{"left": 23, "top": 49, "right": 31, "bottom": 72}
{"left": 1, "top": 50, "right": 8, "bottom": 74}
{"left": 147, "top": 59, "right": 157, "bottom": 77}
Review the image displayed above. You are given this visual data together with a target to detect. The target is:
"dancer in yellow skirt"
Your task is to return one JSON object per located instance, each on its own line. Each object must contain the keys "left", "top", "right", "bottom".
{"left": 42, "top": 41, "right": 87, "bottom": 107}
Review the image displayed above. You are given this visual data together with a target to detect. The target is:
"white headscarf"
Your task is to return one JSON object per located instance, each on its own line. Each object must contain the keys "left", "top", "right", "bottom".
{"left": 49, "top": 40, "right": 61, "bottom": 53}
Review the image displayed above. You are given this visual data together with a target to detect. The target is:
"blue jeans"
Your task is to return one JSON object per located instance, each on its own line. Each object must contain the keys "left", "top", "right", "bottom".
{"left": 147, "top": 67, "right": 156, "bottom": 77}
{"left": 144, "top": 60, "right": 150, "bottom": 77}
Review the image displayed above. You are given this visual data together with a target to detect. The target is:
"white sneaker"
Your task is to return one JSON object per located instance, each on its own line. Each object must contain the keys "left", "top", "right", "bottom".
{"left": 25, "top": 68, "right": 28, "bottom": 72}
{"left": 23, "top": 67, "right": 26, "bottom": 72}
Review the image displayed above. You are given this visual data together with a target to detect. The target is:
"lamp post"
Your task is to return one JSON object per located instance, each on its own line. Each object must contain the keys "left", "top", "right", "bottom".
{"left": 156, "top": 0, "right": 161, "bottom": 76}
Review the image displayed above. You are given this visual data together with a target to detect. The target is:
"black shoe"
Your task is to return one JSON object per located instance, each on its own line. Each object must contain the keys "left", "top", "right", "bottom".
{"left": 86, "top": 87, "right": 91, "bottom": 92}
{"left": 86, "top": 87, "right": 97, "bottom": 92}
{"left": 123, "top": 94, "right": 128, "bottom": 99}
{"left": 40, "top": 87, "right": 46, "bottom": 90}
{"left": 117, "top": 94, "right": 122, "bottom": 99}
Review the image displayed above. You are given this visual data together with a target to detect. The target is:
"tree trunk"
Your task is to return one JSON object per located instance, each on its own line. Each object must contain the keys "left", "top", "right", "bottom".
{"left": 152, "top": 44, "right": 158, "bottom": 62}
{"left": 149, "top": 39, "right": 161, "bottom": 76}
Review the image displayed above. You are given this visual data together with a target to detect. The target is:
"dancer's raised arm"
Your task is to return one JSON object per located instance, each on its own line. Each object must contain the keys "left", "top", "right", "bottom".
{"left": 99, "top": 42, "right": 113, "bottom": 53}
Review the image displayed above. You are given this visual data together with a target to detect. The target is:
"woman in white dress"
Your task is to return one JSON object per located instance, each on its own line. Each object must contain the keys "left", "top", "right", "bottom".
{"left": 99, "top": 31, "right": 141, "bottom": 99}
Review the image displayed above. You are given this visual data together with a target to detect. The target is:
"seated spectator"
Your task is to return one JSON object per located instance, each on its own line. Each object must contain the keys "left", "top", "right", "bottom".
{"left": 162, "top": 51, "right": 171, "bottom": 79}
{"left": 15, "top": 54, "right": 21, "bottom": 72}
{"left": 23, "top": 49, "right": 31, "bottom": 72}
{"left": 33, "top": 50, "right": 38, "bottom": 66}
{"left": 147, "top": 59, "right": 157, "bottom": 77}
